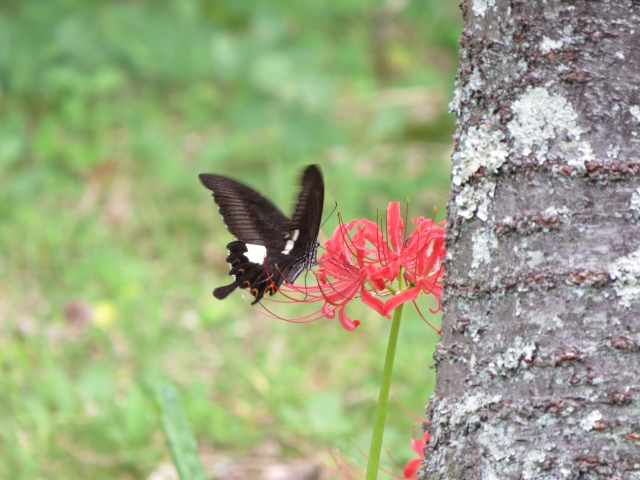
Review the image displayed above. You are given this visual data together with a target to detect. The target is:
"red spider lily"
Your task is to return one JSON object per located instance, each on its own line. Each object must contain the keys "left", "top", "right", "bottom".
{"left": 254, "top": 201, "right": 446, "bottom": 332}
{"left": 313, "top": 202, "right": 446, "bottom": 330}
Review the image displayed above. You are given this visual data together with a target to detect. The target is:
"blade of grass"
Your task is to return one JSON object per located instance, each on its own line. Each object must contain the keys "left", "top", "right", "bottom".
{"left": 156, "top": 382, "right": 207, "bottom": 480}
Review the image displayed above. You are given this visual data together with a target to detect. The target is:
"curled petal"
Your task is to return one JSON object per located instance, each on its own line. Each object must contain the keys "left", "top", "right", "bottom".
{"left": 359, "top": 284, "right": 422, "bottom": 317}
{"left": 403, "top": 458, "right": 422, "bottom": 478}
{"left": 360, "top": 286, "right": 387, "bottom": 317}
{"left": 410, "top": 437, "right": 426, "bottom": 456}
{"left": 338, "top": 305, "right": 360, "bottom": 331}
{"left": 322, "top": 303, "right": 336, "bottom": 318}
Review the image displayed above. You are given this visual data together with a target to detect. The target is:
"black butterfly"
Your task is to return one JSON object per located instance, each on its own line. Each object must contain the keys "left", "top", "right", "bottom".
{"left": 199, "top": 165, "right": 324, "bottom": 304}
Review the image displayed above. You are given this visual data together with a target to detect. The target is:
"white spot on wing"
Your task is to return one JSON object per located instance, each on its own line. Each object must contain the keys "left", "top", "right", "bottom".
{"left": 282, "top": 229, "right": 299, "bottom": 254}
{"left": 245, "top": 244, "right": 267, "bottom": 264}
{"left": 282, "top": 240, "right": 294, "bottom": 254}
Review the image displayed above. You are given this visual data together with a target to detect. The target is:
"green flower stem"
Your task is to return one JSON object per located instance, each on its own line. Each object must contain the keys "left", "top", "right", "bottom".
{"left": 365, "top": 303, "right": 405, "bottom": 480}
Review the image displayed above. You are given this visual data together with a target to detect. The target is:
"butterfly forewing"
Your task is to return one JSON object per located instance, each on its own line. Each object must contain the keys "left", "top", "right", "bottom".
{"left": 290, "top": 165, "right": 324, "bottom": 258}
{"left": 198, "top": 174, "right": 291, "bottom": 247}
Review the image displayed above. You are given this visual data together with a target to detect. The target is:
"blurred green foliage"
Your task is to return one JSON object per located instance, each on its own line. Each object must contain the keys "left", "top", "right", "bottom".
{"left": 0, "top": 0, "right": 460, "bottom": 478}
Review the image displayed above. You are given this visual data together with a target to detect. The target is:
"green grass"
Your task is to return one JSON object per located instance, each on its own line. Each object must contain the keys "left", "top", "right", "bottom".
{"left": 0, "top": 0, "right": 461, "bottom": 478}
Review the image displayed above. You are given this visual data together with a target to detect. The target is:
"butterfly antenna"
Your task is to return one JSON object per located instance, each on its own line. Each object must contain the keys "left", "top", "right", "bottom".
{"left": 320, "top": 201, "right": 338, "bottom": 230}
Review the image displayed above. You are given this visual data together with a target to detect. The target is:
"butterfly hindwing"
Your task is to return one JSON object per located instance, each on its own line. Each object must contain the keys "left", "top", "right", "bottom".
{"left": 214, "top": 241, "right": 298, "bottom": 304}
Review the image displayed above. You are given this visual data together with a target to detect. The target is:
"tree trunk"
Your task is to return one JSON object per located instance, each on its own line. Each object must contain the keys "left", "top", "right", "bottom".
{"left": 421, "top": 1, "right": 640, "bottom": 479}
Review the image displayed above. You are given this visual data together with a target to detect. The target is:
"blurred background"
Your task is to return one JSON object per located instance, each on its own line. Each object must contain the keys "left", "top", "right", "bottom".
{"left": 0, "top": 0, "right": 461, "bottom": 478}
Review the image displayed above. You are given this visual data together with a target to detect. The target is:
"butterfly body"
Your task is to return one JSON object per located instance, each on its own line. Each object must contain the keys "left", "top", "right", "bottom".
{"left": 199, "top": 165, "right": 324, "bottom": 303}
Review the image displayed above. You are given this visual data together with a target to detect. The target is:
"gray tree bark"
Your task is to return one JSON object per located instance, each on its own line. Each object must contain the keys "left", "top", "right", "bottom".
{"left": 420, "top": 1, "right": 640, "bottom": 479}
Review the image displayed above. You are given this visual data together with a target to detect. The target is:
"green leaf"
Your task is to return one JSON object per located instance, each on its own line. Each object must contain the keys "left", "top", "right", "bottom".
{"left": 156, "top": 383, "right": 207, "bottom": 480}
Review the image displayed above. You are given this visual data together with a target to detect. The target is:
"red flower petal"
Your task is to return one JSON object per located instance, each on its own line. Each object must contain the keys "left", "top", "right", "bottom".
{"left": 338, "top": 305, "right": 360, "bottom": 331}
{"left": 410, "top": 437, "right": 426, "bottom": 456}
{"left": 379, "top": 287, "right": 421, "bottom": 316}
{"left": 359, "top": 286, "right": 387, "bottom": 316}
{"left": 386, "top": 201, "right": 404, "bottom": 254}
{"left": 321, "top": 304, "right": 336, "bottom": 318}
{"left": 403, "top": 458, "right": 422, "bottom": 478}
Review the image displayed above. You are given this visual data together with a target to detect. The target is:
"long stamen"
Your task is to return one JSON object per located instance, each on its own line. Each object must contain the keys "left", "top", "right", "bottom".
{"left": 420, "top": 264, "right": 444, "bottom": 295}
{"left": 411, "top": 225, "right": 421, "bottom": 280}
{"left": 318, "top": 279, "right": 355, "bottom": 302}
{"left": 337, "top": 212, "right": 360, "bottom": 261}
{"left": 276, "top": 281, "right": 325, "bottom": 302}
{"left": 383, "top": 207, "right": 391, "bottom": 254}
{"left": 381, "top": 214, "right": 389, "bottom": 265}
{"left": 258, "top": 303, "right": 326, "bottom": 323}
{"left": 316, "top": 275, "right": 364, "bottom": 306}
{"left": 382, "top": 443, "right": 404, "bottom": 472}
{"left": 319, "top": 245, "right": 353, "bottom": 268}
{"left": 376, "top": 213, "right": 389, "bottom": 267}
{"left": 320, "top": 255, "right": 360, "bottom": 278}
{"left": 245, "top": 297, "right": 328, "bottom": 323}
{"left": 273, "top": 283, "right": 323, "bottom": 302}
{"left": 261, "top": 263, "right": 327, "bottom": 302}
{"left": 391, "top": 395, "right": 424, "bottom": 423}
{"left": 335, "top": 218, "right": 380, "bottom": 268}
{"left": 426, "top": 267, "right": 445, "bottom": 315}
{"left": 412, "top": 299, "right": 441, "bottom": 334}
{"left": 327, "top": 449, "right": 364, "bottom": 479}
